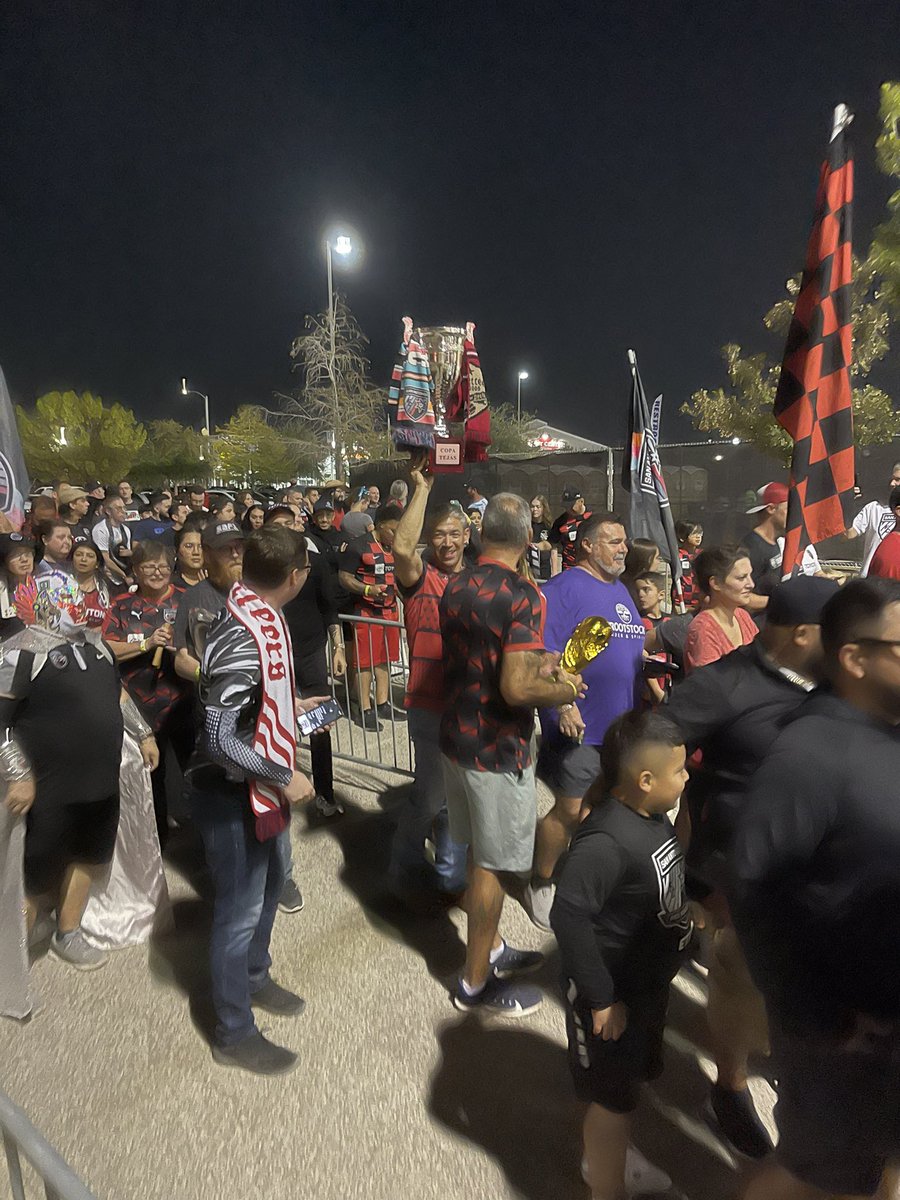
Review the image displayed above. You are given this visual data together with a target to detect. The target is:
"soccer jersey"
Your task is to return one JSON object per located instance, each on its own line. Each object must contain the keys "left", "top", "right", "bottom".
{"left": 102, "top": 585, "right": 188, "bottom": 730}
{"left": 853, "top": 500, "right": 896, "bottom": 576}
{"left": 401, "top": 563, "right": 453, "bottom": 712}
{"left": 439, "top": 558, "right": 545, "bottom": 773}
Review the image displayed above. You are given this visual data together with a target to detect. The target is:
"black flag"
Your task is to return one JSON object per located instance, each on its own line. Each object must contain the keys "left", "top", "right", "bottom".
{"left": 0, "top": 365, "right": 28, "bottom": 528}
{"left": 622, "top": 350, "right": 681, "bottom": 589}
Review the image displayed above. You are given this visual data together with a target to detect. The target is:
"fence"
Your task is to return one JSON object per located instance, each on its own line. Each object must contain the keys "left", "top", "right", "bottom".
{"left": 0, "top": 1091, "right": 97, "bottom": 1200}
{"left": 325, "top": 611, "right": 415, "bottom": 778}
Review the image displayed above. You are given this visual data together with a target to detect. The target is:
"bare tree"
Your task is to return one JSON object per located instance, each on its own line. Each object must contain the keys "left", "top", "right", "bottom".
{"left": 275, "top": 294, "right": 390, "bottom": 477}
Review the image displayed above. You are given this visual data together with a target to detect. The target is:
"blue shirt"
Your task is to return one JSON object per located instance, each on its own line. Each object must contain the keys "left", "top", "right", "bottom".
{"left": 539, "top": 567, "right": 644, "bottom": 746}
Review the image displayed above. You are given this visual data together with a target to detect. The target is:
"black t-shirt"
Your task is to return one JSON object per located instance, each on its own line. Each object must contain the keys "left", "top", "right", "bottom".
{"left": 2, "top": 640, "right": 123, "bottom": 805}
{"left": 739, "top": 529, "right": 783, "bottom": 598}
{"left": 666, "top": 641, "right": 812, "bottom": 884}
{"left": 528, "top": 522, "right": 552, "bottom": 581}
{"left": 551, "top": 795, "right": 693, "bottom": 1009}
{"left": 174, "top": 578, "right": 230, "bottom": 659}
{"left": 64, "top": 520, "right": 93, "bottom": 546}
{"left": 283, "top": 556, "right": 338, "bottom": 663}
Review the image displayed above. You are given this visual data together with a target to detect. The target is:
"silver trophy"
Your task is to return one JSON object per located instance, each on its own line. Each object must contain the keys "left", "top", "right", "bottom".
{"left": 416, "top": 325, "right": 466, "bottom": 439}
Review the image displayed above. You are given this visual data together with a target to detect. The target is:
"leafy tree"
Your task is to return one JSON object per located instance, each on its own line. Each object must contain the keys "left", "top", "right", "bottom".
{"left": 213, "top": 406, "right": 310, "bottom": 487}
{"left": 131, "top": 419, "right": 205, "bottom": 487}
{"left": 278, "top": 294, "right": 389, "bottom": 476}
{"left": 487, "top": 403, "right": 538, "bottom": 453}
{"left": 870, "top": 82, "right": 900, "bottom": 313}
{"left": 16, "top": 390, "right": 146, "bottom": 482}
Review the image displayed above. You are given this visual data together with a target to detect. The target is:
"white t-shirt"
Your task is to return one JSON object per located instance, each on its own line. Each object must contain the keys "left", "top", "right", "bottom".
{"left": 92, "top": 520, "right": 132, "bottom": 556}
{"left": 777, "top": 537, "right": 821, "bottom": 577}
{"left": 852, "top": 501, "right": 895, "bottom": 576}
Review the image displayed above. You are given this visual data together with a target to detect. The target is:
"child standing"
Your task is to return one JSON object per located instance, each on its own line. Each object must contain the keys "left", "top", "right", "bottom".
{"left": 633, "top": 571, "right": 672, "bottom": 706}
{"left": 551, "top": 711, "right": 693, "bottom": 1199}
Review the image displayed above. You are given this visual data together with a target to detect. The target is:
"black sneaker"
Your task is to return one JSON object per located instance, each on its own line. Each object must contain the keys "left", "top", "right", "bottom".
{"left": 707, "top": 1084, "right": 775, "bottom": 1159}
{"left": 452, "top": 975, "right": 543, "bottom": 1017}
{"left": 355, "top": 708, "right": 383, "bottom": 732}
{"left": 250, "top": 980, "right": 307, "bottom": 1017}
{"left": 211, "top": 1031, "right": 299, "bottom": 1075}
{"left": 277, "top": 878, "right": 304, "bottom": 913}
{"left": 377, "top": 702, "right": 407, "bottom": 722}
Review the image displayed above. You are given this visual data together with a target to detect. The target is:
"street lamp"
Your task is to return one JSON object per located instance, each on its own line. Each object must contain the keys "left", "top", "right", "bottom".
{"left": 325, "top": 233, "right": 354, "bottom": 319}
{"left": 180, "top": 377, "right": 212, "bottom": 478}
{"left": 517, "top": 370, "right": 529, "bottom": 424}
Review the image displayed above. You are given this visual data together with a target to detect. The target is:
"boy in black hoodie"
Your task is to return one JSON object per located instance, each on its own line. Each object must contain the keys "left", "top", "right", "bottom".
{"left": 551, "top": 710, "right": 693, "bottom": 1200}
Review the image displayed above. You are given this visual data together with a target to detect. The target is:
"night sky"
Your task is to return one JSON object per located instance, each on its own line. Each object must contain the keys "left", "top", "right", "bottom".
{"left": 2, "top": 1, "right": 899, "bottom": 447}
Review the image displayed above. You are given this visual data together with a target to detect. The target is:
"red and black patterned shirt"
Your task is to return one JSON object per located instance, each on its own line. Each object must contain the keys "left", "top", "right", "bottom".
{"left": 102, "top": 584, "right": 189, "bottom": 731}
{"left": 674, "top": 548, "right": 700, "bottom": 611}
{"left": 549, "top": 509, "right": 593, "bottom": 570}
{"left": 439, "top": 558, "right": 545, "bottom": 773}
{"left": 339, "top": 535, "right": 399, "bottom": 619}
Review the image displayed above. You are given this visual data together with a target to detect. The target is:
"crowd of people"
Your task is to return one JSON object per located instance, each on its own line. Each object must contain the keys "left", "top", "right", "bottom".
{"left": 2, "top": 460, "right": 900, "bottom": 1199}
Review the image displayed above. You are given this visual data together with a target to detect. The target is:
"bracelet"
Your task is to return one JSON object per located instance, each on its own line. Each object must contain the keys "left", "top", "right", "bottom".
{"left": 559, "top": 702, "right": 574, "bottom": 713}
{"left": 140, "top": 639, "right": 147, "bottom": 653}
{"left": 363, "top": 585, "right": 371, "bottom": 597}
{"left": 194, "top": 665, "right": 201, "bottom": 683}
{"left": 563, "top": 679, "right": 578, "bottom": 701}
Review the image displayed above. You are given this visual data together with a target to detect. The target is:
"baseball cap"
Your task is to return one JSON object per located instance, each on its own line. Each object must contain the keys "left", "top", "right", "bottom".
{"left": 767, "top": 575, "right": 839, "bottom": 626}
{"left": 201, "top": 520, "right": 245, "bottom": 548}
{"left": 0, "top": 532, "right": 35, "bottom": 559}
{"left": 58, "top": 484, "right": 88, "bottom": 506}
{"left": 746, "top": 482, "right": 789, "bottom": 514}
{"left": 85, "top": 480, "right": 102, "bottom": 493}
{"left": 313, "top": 498, "right": 334, "bottom": 513}
{"left": 562, "top": 486, "right": 584, "bottom": 504}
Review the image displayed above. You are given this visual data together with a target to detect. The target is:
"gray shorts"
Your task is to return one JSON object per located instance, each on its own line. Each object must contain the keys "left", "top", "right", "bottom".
{"left": 537, "top": 740, "right": 603, "bottom": 799}
{"left": 441, "top": 756, "right": 536, "bottom": 874}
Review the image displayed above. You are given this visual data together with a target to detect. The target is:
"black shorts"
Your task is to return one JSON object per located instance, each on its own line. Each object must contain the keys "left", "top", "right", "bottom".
{"left": 771, "top": 1021, "right": 900, "bottom": 1196}
{"left": 537, "top": 740, "right": 602, "bottom": 799}
{"left": 25, "top": 795, "right": 120, "bottom": 895}
{"left": 564, "top": 982, "right": 669, "bottom": 1113}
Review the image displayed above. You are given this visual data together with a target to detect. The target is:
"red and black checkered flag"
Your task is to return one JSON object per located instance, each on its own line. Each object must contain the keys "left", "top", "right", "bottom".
{"left": 774, "top": 104, "right": 855, "bottom": 577}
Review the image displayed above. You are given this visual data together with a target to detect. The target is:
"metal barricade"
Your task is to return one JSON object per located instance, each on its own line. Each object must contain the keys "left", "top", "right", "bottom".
{"left": 0, "top": 1091, "right": 97, "bottom": 1200}
{"left": 325, "top": 611, "right": 416, "bottom": 778}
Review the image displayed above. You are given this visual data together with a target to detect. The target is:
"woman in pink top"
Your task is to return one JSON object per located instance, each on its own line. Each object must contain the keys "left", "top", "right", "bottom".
{"left": 684, "top": 546, "right": 758, "bottom": 673}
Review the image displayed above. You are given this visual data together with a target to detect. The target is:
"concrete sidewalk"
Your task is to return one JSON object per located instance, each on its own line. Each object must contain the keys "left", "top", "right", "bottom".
{"left": 2, "top": 765, "right": 771, "bottom": 1200}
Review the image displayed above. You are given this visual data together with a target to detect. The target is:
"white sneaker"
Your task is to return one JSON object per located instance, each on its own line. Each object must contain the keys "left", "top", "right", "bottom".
{"left": 581, "top": 1147, "right": 673, "bottom": 1196}
{"left": 50, "top": 928, "right": 107, "bottom": 971}
{"left": 522, "top": 879, "right": 555, "bottom": 932}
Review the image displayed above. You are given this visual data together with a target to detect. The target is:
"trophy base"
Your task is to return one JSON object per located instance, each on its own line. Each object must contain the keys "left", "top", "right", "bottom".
{"left": 429, "top": 439, "right": 465, "bottom": 474}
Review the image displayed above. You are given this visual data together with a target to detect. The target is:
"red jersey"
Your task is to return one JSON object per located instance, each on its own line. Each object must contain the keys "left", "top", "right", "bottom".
{"left": 868, "top": 530, "right": 900, "bottom": 580}
{"left": 402, "top": 563, "right": 453, "bottom": 712}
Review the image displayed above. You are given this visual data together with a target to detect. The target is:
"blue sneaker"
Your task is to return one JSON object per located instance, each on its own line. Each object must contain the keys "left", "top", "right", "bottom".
{"left": 452, "top": 975, "right": 543, "bottom": 1017}
{"left": 491, "top": 940, "right": 544, "bottom": 979}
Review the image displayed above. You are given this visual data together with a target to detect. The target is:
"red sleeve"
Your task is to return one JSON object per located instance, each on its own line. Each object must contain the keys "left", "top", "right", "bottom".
{"left": 869, "top": 535, "right": 900, "bottom": 580}
{"left": 684, "top": 613, "right": 724, "bottom": 673}
{"left": 101, "top": 599, "right": 126, "bottom": 640}
{"left": 504, "top": 580, "right": 545, "bottom": 653}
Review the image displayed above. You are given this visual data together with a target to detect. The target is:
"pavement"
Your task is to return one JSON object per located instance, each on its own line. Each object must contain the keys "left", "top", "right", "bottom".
{"left": 2, "top": 753, "right": 778, "bottom": 1200}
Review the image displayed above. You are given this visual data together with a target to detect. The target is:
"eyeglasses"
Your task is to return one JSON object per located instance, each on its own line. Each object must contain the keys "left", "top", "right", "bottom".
{"left": 138, "top": 564, "right": 171, "bottom": 575}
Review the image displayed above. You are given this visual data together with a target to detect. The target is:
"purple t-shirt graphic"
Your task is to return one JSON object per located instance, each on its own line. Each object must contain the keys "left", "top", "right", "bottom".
{"left": 539, "top": 567, "right": 644, "bottom": 746}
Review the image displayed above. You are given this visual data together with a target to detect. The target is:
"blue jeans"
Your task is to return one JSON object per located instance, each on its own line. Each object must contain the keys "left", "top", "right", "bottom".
{"left": 192, "top": 783, "right": 286, "bottom": 1047}
{"left": 389, "top": 707, "right": 467, "bottom": 893}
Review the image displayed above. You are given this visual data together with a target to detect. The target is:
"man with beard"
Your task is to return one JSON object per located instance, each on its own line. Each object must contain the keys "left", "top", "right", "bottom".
{"left": 733, "top": 578, "right": 900, "bottom": 1200}
{"left": 305, "top": 497, "right": 344, "bottom": 574}
{"left": 740, "top": 482, "right": 789, "bottom": 613}
{"left": 524, "top": 512, "right": 644, "bottom": 930}
{"left": 389, "top": 452, "right": 469, "bottom": 899}
{"left": 666, "top": 575, "right": 838, "bottom": 1160}
{"left": 174, "top": 521, "right": 245, "bottom": 680}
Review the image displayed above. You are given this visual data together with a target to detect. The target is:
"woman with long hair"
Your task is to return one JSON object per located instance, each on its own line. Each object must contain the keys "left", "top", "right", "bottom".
{"left": 683, "top": 545, "right": 757, "bottom": 673}
{"left": 70, "top": 541, "right": 111, "bottom": 627}
{"left": 0, "top": 532, "right": 36, "bottom": 635}
{"left": 529, "top": 495, "right": 554, "bottom": 581}
{"left": 208, "top": 496, "right": 236, "bottom": 523}
{"left": 173, "top": 525, "right": 205, "bottom": 587}
{"left": 241, "top": 503, "right": 265, "bottom": 532}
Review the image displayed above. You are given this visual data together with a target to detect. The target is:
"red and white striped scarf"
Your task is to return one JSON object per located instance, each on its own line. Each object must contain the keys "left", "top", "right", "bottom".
{"left": 226, "top": 581, "right": 297, "bottom": 841}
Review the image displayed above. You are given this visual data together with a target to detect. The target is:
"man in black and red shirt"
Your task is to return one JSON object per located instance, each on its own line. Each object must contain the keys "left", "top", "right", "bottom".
{"left": 549, "top": 486, "right": 592, "bottom": 571}
{"left": 339, "top": 504, "right": 403, "bottom": 732}
{"left": 440, "top": 492, "right": 585, "bottom": 1016}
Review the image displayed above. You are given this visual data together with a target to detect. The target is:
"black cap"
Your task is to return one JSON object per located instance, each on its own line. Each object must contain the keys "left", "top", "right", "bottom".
{"left": 562, "top": 486, "right": 583, "bottom": 504}
{"left": 201, "top": 521, "right": 245, "bottom": 549}
{"left": 0, "top": 532, "right": 35, "bottom": 559}
{"left": 767, "top": 575, "right": 840, "bottom": 626}
{"left": 313, "top": 498, "right": 334, "bottom": 513}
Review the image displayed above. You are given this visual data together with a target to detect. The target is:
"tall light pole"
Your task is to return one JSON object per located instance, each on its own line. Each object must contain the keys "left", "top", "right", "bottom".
{"left": 517, "top": 370, "right": 529, "bottom": 425}
{"left": 324, "top": 232, "right": 353, "bottom": 479}
{"left": 180, "top": 378, "right": 212, "bottom": 480}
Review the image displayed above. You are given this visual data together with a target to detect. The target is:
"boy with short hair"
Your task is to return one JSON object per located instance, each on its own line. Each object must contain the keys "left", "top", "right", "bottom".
{"left": 633, "top": 571, "right": 666, "bottom": 625}
{"left": 551, "top": 710, "right": 693, "bottom": 1200}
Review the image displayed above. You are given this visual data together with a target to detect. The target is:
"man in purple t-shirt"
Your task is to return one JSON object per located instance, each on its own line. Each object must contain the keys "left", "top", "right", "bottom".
{"left": 523, "top": 512, "right": 645, "bottom": 931}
